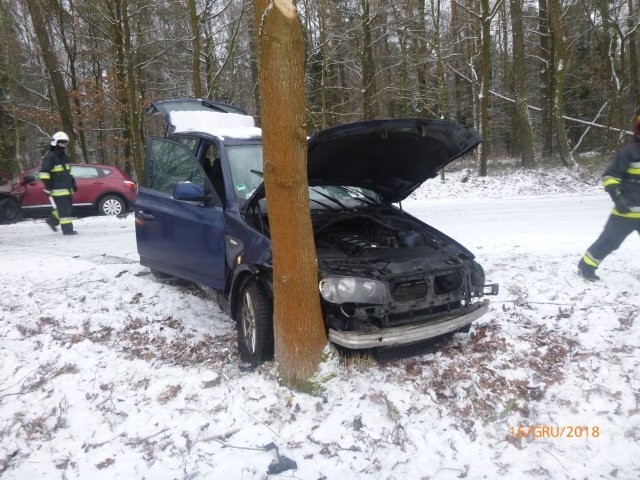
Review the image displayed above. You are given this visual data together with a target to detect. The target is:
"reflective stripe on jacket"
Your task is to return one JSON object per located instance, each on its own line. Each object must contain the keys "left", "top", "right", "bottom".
{"left": 39, "top": 148, "right": 74, "bottom": 196}
{"left": 602, "top": 141, "right": 640, "bottom": 218}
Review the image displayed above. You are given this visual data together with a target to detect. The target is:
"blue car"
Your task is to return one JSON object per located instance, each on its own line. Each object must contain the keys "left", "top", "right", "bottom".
{"left": 135, "top": 98, "right": 498, "bottom": 363}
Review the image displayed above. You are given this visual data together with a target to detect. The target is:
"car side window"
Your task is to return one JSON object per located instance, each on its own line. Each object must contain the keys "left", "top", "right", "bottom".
{"left": 173, "top": 136, "right": 199, "bottom": 152}
{"left": 70, "top": 166, "right": 100, "bottom": 178}
{"left": 146, "top": 138, "right": 206, "bottom": 196}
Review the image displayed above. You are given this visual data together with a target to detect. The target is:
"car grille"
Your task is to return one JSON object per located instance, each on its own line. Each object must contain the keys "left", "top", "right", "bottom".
{"left": 391, "top": 280, "right": 429, "bottom": 301}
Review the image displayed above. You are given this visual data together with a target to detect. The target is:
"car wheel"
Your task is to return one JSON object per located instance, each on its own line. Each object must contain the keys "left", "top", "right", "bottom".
{"left": 236, "top": 280, "right": 274, "bottom": 364}
{"left": 98, "top": 195, "right": 125, "bottom": 216}
{"left": 0, "top": 198, "right": 22, "bottom": 223}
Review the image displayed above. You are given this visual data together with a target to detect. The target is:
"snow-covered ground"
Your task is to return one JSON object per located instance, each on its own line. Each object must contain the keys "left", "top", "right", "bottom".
{"left": 1, "top": 167, "right": 639, "bottom": 479}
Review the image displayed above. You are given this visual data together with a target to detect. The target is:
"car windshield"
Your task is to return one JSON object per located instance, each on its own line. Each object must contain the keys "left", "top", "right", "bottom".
{"left": 227, "top": 145, "right": 264, "bottom": 206}
{"left": 309, "top": 186, "right": 381, "bottom": 209}
{"left": 226, "top": 144, "right": 382, "bottom": 209}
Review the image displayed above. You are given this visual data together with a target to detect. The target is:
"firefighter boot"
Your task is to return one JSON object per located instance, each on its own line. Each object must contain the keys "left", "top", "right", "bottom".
{"left": 578, "top": 259, "right": 600, "bottom": 282}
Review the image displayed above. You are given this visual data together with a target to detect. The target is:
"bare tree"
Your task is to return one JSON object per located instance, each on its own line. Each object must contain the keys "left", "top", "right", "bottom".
{"left": 547, "top": 0, "right": 573, "bottom": 166}
{"left": 361, "top": 0, "right": 378, "bottom": 119}
{"left": 510, "top": 0, "right": 535, "bottom": 167}
{"left": 25, "top": 0, "right": 77, "bottom": 159}
{"left": 187, "top": 0, "right": 203, "bottom": 97}
{"left": 254, "top": 0, "right": 327, "bottom": 384}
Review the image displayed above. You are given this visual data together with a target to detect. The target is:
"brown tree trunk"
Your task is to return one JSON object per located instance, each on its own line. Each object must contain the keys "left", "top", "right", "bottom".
{"left": 478, "top": 0, "right": 491, "bottom": 176}
{"left": 548, "top": 0, "right": 574, "bottom": 166}
{"left": 538, "top": 0, "right": 554, "bottom": 158}
{"left": 188, "top": 0, "right": 203, "bottom": 98}
{"left": 630, "top": 0, "right": 640, "bottom": 111}
{"left": 50, "top": 0, "right": 89, "bottom": 163}
{"left": 254, "top": 0, "right": 327, "bottom": 384}
{"left": 361, "top": 0, "right": 378, "bottom": 119}
{"left": 510, "top": 0, "right": 536, "bottom": 167}
{"left": 25, "top": 0, "right": 76, "bottom": 160}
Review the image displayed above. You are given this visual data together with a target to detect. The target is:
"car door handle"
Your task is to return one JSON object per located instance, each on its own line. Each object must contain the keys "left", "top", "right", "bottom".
{"left": 136, "top": 210, "right": 155, "bottom": 221}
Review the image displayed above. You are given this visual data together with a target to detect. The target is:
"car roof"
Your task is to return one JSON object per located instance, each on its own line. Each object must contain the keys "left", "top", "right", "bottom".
{"left": 148, "top": 98, "right": 262, "bottom": 141}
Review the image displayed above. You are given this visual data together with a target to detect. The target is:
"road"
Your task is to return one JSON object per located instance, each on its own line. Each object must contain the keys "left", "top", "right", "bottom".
{"left": 404, "top": 193, "right": 612, "bottom": 255}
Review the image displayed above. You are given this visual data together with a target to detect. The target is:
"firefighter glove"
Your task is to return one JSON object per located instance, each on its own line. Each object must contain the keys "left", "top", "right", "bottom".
{"left": 606, "top": 185, "right": 631, "bottom": 214}
{"left": 614, "top": 194, "right": 631, "bottom": 214}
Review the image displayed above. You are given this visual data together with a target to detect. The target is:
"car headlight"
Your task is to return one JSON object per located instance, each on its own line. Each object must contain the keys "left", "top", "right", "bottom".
{"left": 318, "top": 276, "right": 387, "bottom": 304}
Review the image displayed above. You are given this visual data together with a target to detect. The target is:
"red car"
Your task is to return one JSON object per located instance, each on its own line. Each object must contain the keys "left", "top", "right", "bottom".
{"left": 12, "top": 164, "right": 137, "bottom": 218}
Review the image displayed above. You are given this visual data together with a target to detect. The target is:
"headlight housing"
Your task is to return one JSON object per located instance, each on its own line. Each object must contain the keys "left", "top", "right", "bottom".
{"left": 319, "top": 276, "right": 388, "bottom": 304}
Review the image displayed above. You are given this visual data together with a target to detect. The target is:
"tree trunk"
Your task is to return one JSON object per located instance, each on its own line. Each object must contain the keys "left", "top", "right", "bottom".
{"left": 318, "top": 0, "right": 328, "bottom": 128}
{"left": 547, "top": 0, "right": 574, "bottom": 166}
{"left": 510, "top": 0, "right": 535, "bottom": 167}
{"left": 478, "top": 0, "right": 491, "bottom": 176}
{"left": 254, "top": 0, "right": 327, "bottom": 384}
{"left": 630, "top": 0, "right": 640, "bottom": 111}
{"left": 429, "top": 0, "right": 447, "bottom": 118}
{"left": 188, "top": 0, "right": 203, "bottom": 98}
{"left": 50, "top": 0, "right": 89, "bottom": 163}
{"left": 538, "top": 0, "right": 554, "bottom": 158}
{"left": 361, "top": 0, "right": 378, "bottom": 119}
{"left": 25, "top": 0, "right": 76, "bottom": 160}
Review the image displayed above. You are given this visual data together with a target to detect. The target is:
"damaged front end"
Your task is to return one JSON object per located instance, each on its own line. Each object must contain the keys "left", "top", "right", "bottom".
{"left": 314, "top": 210, "right": 499, "bottom": 350}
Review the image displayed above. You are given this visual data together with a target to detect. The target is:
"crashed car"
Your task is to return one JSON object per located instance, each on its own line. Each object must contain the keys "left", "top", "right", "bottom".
{"left": 0, "top": 174, "right": 21, "bottom": 223}
{"left": 135, "top": 98, "right": 498, "bottom": 363}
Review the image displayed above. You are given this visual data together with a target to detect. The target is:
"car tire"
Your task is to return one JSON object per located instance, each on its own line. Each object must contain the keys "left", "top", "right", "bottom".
{"left": 98, "top": 195, "right": 126, "bottom": 216}
{"left": 236, "top": 280, "right": 274, "bottom": 364}
{"left": 0, "top": 198, "right": 23, "bottom": 223}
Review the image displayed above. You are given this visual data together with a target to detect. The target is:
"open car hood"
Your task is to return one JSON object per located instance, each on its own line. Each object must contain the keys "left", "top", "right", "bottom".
{"left": 246, "top": 118, "right": 481, "bottom": 208}
{"left": 306, "top": 118, "right": 481, "bottom": 203}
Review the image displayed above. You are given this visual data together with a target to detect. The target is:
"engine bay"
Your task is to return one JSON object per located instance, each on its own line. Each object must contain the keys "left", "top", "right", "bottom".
{"left": 313, "top": 211, "right": 446, "bottom": 256}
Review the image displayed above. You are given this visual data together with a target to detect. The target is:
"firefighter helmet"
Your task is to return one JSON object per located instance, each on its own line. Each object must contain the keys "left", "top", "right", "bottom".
{"left": 50, "top": 131, "right": 70, "bottom": 146}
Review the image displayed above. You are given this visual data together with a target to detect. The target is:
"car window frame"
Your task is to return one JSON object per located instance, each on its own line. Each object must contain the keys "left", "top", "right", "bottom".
{"left": 143, "top": 136, "right": 222, "bottom": 207}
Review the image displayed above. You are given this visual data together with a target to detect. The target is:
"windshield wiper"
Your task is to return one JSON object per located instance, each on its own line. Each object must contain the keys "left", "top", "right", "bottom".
{"left": 340, "top": 186, "right": 378, "bottom": 206}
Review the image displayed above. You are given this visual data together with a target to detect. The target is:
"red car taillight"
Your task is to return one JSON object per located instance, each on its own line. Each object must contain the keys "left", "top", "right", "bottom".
{"left": 122, "top": 180, "right": 137, "bottom": 192}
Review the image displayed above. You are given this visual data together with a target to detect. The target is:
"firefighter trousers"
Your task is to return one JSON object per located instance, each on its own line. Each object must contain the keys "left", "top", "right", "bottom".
{"left": 584, "top": 214, "right": 640, "bottom": 267}
{"left": 47, "top": 195, "right": 74, "bottom": 233}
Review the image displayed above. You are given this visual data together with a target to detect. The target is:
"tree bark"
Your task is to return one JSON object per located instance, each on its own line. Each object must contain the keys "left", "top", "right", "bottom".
{"left": 25, "top": 0, "right": 77, "bottom": 160}
{"left": 361, "top": 0, "right": 378, "bottom": 119}
{"left": 630, "top": 0, "right": 640, "bottom": 111}
{"left": 538, "top": 0, "right": 554, "bottom": 158}
{"left": 188, "top": 0, "right": 203, "bottom": 98}
{"left": 478, "top": 0, "right": 491, "bottom": 176}
{"left": 254, "top": 0, "right": 327, "bottom": 384}
{"left": 510, "top": 0, "right": 535, "bottom": 167}
{"left": 547, "top": 0, "right": 574, "bottom": 166}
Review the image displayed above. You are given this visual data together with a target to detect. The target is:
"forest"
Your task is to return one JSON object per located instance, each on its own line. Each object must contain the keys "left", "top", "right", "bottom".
{"left": 0, "top": 0, "right": 638, "bottom": 181}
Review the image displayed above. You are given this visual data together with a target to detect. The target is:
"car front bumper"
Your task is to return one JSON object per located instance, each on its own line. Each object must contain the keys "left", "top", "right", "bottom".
{"left": 328, "top": 300, "right": 490, "bottom": 349}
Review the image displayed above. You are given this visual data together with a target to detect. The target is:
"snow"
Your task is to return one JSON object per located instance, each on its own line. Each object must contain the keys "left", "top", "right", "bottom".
{"left": 1, "top": 166, "right": 639, "bottom": 479}
{"left": 169, "top": 111, "right": 262, "bottom": 139}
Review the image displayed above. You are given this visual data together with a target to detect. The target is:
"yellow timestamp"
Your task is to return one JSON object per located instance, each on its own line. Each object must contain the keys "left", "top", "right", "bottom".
{"left": 510, "top": 425, "right": 600, "bottom": 439}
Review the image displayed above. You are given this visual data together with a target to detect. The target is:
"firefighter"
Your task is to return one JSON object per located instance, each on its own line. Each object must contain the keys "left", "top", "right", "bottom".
{"left": 40, "top": 131, "right": 78, "bottom": 235}
{"left": 578, "top": 113, "right": 640, "bottom": 280}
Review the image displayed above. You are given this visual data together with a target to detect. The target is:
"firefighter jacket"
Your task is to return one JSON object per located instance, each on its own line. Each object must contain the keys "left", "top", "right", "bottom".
{"left": 602, "top": 139, "right": 640, "bottom": 219}
{"left": 39, "top": 147, "right": 76, "bottom": 197}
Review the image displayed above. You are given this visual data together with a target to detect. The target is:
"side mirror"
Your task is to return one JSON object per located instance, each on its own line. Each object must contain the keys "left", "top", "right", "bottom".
{"left": 173, "top": 182, "right": 205, "bottom": 202}
{"left": 23, "top": 174, "right": 36, "bottom": 183}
